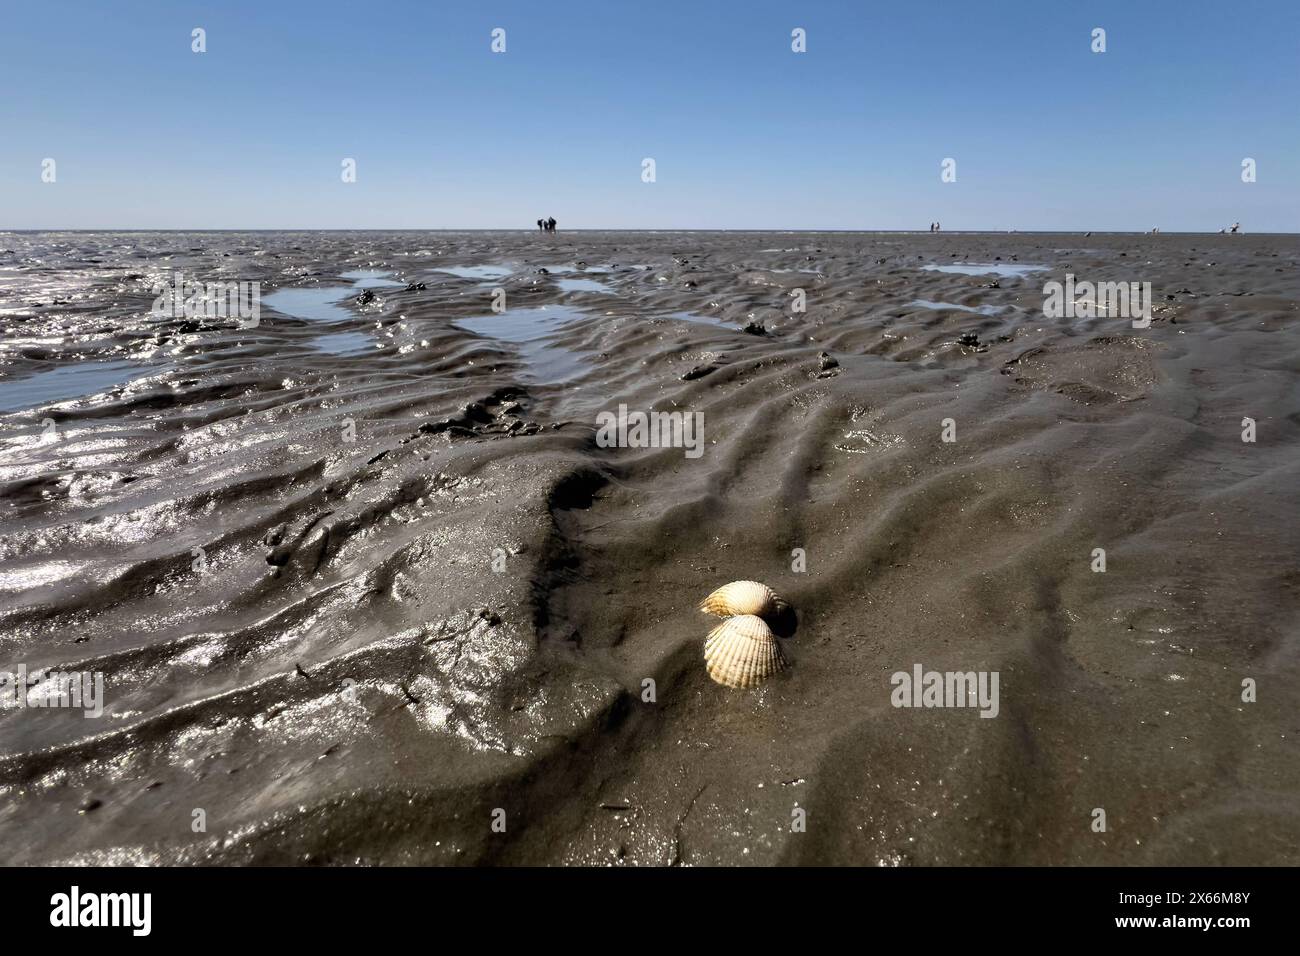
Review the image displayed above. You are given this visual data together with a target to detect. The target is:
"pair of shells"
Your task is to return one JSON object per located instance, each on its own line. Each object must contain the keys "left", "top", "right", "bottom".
{"left": 699, "top": 581, "right": 788, "bottom": 689}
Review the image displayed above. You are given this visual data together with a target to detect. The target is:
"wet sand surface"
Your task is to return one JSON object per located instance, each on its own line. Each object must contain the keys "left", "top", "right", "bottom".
{"left": 0, "top": 230, "right": 1297, "bottom": 866}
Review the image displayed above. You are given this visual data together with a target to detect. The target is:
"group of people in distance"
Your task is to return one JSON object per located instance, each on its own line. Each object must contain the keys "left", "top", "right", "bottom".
{"left": 537, "top": 217, "right": 557, "bottom": 232}
{"left": 928, "top": 221, "right": 941, "bottom": 232}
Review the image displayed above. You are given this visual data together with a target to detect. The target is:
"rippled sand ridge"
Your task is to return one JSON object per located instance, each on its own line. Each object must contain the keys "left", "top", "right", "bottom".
{"left": 0, "top": 230, "right": 1296, "bottom": 865}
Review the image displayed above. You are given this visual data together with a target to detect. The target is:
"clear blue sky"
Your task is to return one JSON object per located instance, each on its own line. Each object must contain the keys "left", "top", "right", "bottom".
{"left": 2, "top": 0, "right": 1296, "bottom": 231}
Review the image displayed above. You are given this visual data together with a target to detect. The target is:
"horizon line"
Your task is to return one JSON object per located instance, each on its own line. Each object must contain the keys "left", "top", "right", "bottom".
{"left": 3, "top": 228, "right": 1294, "bottom": 236}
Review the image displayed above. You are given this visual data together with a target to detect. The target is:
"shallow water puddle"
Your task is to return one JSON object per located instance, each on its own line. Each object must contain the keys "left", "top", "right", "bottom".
{"left": 454, "top": 305, "right": 588, "bottom": 382}
{"left": 539, "top": 264, "right": 612, "bottom": 275}
{"left": 923, "top": 262, "right": 1047, "bottom": 278}
{"left": 668, "top": 310, "right": 743, "bottom": 330}
{"left": 262, "top": 287, "right": 355, "bottom": 322}
{"left": 908, "top": 299, "right": 1005, "bottom": 316}
{"left": 0, "top": 359, "right": 155, "bottom": 413}
{"left": 264, "top": 270, "right": 399, "bottom": 322}
{"left": 264, "top": 271, "right": 400, "bottom": 352}
{"left": 436, "top": 265, "right": 514, "bottom": 280}
{"left": 555, "top": 277, "right": 613, "bottom": 293}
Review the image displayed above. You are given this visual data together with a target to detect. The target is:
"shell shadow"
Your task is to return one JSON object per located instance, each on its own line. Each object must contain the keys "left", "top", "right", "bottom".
{"left": 769, "top": 605, "right": 799, "bottom": 639}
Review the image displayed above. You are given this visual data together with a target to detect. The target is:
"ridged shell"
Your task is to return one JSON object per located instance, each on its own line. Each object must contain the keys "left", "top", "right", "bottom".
{"left": 703, "top": 614, "right": 788, "bottom": 689}
{"left": 698, "top": 580, "right": 787, "bottom": 619}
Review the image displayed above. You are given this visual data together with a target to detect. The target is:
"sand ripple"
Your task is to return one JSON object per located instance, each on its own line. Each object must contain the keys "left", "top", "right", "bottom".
{"left": 0, "top": 230, "right": 1297, "bottom": 864}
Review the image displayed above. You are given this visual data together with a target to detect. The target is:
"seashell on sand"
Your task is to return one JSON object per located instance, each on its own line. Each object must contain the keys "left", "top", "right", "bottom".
{"left": 703, "top": 614, "right": 788, "bottom": 689}
{"left": 698, "top": 580, "right": 788, "bottom": 619}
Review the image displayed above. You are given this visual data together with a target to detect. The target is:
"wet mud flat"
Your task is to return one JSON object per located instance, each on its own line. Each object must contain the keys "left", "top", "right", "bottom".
{"left": 0, "top": 230, "right": 1297, "bottom": 865}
